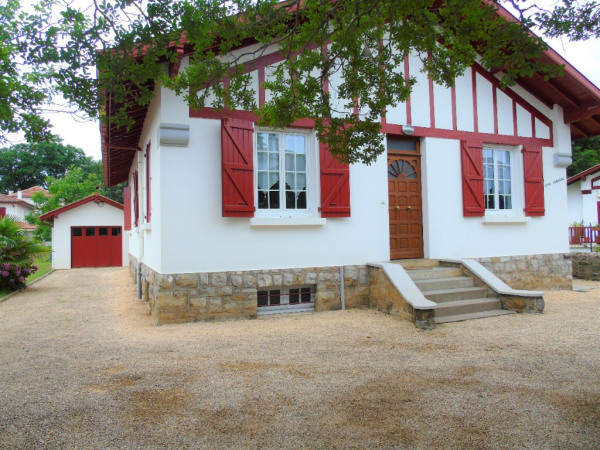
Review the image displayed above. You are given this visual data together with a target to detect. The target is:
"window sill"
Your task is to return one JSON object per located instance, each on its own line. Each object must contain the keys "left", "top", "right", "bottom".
{"left": 482, "top": 215, "right": 531, "bottom": 224}
{"left": 250, "top": 217, "right": 326, "bottom": 227}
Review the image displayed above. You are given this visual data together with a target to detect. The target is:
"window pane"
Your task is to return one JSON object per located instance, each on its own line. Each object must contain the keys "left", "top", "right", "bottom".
{"left": 286, "top": 191, "right": 296, "bottom": 209}
{"left": 289, "top": 288, "right": 299, "bottom": 304}
{"left": 258, "top": 172, "right": 269, "bottom": 190}
{"left": 270, "top": 290, "right": 281, "bottom": 305}
{"left": 72, "top": 227, "right": 82, "bottom": 237}
{"left": 268, "top": 133, "right": 279, "bottom": 152}
{"left": 99, "top": 228, "right": 108, "bottom": 236}
{"left": 296, "top": 173, "right": 306, "bottom": 191}
{"left": 257, "top": 290, "right": 269, "bottom": 306}
{"left": 286, "top": 172, "right": 295, "bottom": 190}
{"left": 285, "top": 152, "right": 295, "bottom": 171}
{"left": 285, "top": 135, "right": 305, "bottom": 154}
{"left": 112, "top": 227, "right": 121, "bottom": 236}
{"left": 258, "top": 151, "right": 268, "bottom": 170}
{"left": 86, "top": 228, "right": 95, "bottom": 236}
{"left": 387, "top": 137, "right": 417, "bottom": 152}
{"left": 257, "top": 133, "right": 268, "bottom": 151}
{"left": 296, "top": 154, "right": 306, "bottom": 171}
{"left": 258, "top": 191, "right": 269, "bottom": 209}
{"left": 269, "top": 190, "right": 279, "bottom": 209}
{"left": 301, "top": 287, "right": 312, "bottom": 303}
{"left": 297, "top": 192, "right": 307, "bottom": 209}
{"left": 269, "top": 152, "right": 279, "bottom": 170}
{"left": 269, "top": 172, "right": 279, "bottom": 190}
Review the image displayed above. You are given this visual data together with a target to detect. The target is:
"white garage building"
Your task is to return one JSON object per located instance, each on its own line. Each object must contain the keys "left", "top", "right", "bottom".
{"left": 40, "top": 194, "right": 128, "bottom": 269}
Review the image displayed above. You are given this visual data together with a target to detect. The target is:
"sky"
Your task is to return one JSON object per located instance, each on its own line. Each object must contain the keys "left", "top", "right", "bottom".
{"left": 30, "top": 4, "right": 600, "bottom": 161}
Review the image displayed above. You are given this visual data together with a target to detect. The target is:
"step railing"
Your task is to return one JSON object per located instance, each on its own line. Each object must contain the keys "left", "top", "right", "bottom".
{"left": 569, "top": 225, "right": 600, "bottom": 247}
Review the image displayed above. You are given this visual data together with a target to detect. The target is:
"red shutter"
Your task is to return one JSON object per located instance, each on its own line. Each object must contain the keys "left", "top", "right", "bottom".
{"left": 0, "top": 207, "right": 6, "bottom": 218}
{"left": 133, "top": 171, "right": 140, "bottom": 227}
{"left": 461, "top": 140, "right": 485, "bottom": 217}
{"left": 221, "top": 118, "right": 255, "bottom": 217}
{"left": 146, "top": 142, "right": 151, "bottom": 223}
{"left": 320, "top": 143, "right": 350, "bottom": 217}
{"left": 123, "top": 186, "right": 132, "bottom": 231}
{"left": 523, "top": 145, "right": 545, "bottom": 216}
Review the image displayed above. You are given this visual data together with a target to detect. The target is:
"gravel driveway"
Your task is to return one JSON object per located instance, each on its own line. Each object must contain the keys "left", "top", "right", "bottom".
{"left": 1, "top": 267, "right": 599, "bottom": 449}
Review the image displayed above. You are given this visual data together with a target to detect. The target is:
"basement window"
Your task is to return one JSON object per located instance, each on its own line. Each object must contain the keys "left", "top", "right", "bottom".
{"left": 257, "top": 286, "right": 315, "bottom": 315}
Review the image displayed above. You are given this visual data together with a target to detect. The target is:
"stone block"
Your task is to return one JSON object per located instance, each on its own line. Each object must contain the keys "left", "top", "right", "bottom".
{"left": 199, "top": 273, "right": 209, "bottom": 285}
{"left": 230, "top": 275, "right": 243, "bottom": 287}
{"left": 208, "top": 298, "right": 223, "bottom": 312}
{"left": 175, "top": 273, "right": 198, "bottom": 288}
{"left": 283, "top": 273, "right": 294, "bottom": 286}
{"left": 211, "top": 273, "right": 228, "bottom": 286}
{"left": 216, "top": 286, "right": 233, "bottom": 296}
{"left": 243, "top": 275, "right": 256, "bottom": 288}
{"left": 306, "top": 272, "right": 317, "bottom": 284}
{"left": 257, "top": 274, "right": 272, "bottom": 287}
{"left": 189, "top": 296, "right": 208, "bottom": 308}
{"left": 156, "top": 291, "right": 189, "bottom": 308}
{"left": 158, "top": 274, "right": 174, "bottom": 289}
{"left": 272, "top": 274, "right": 283, "bottom": 286}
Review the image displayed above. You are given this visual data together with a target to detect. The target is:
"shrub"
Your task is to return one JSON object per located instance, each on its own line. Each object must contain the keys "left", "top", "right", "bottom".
{"left": 0, "top": 215, "right": 49, "bottom": 291}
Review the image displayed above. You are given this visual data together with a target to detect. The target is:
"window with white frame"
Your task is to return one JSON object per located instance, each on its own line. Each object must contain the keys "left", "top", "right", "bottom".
{"left": 256, "top": 130, "right": 314, "bottom": 215}
{"left": 483, "top": 147, "right": 513, "bottom": 211}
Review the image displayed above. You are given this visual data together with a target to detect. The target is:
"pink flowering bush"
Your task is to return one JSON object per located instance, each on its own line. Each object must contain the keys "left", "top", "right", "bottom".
{"left": 0, "top": 216, "right": 48, "bottom": 291}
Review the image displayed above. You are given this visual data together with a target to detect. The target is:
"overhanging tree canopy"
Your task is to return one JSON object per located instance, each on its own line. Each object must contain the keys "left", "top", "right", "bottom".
{"left": 2, "top": 0, "right": 600, "bottom": 166}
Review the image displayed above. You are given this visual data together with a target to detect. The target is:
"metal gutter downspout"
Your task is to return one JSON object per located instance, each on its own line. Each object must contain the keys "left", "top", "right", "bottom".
{"left": 339, "top": 266, "right": 346, "bottom": 310}
{"left": 137, "top": 153, "right": 145, "bottom": 299}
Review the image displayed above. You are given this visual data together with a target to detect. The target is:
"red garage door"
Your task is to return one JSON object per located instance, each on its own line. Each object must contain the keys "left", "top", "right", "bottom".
{"left": 71, "top": 227, "right": 122, "bottom": 268}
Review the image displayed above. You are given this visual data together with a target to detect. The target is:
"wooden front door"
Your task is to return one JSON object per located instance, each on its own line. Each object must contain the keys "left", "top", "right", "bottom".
{"left": 388, "top": 147, "right": 423, "bottom": 259}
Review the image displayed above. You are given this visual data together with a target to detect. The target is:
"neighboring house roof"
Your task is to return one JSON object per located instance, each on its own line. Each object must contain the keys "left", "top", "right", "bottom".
{"left": 40, "top": 193, "right": 124, "bottom": 225}
{"left": 17, "top": 221, "right": 37, "bottom": 231}
{"left": 0, "top": 193, "right": 34, "bottom": 208}
{"left": 9, "top": 186, "right": 50, "bottom": 199}
{"left": 567, "top": 164, "right": 600, "bottom": 185}
{"left": 100, "top": 3, "right": 600, "bottom": 187}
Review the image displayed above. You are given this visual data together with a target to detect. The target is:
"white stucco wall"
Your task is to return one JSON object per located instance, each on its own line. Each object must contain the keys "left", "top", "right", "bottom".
{"left": 51, "top": 201, "right": 128, "bottom": 269}
{"left": 422, "top": 134, "right": 570, "bottom": 259}
{"left": 0, "top": 202, "right": 32, "bottom": 221}
{"left": 152, "top": 110, "right": 389, "bottom": 274}
{"left": 125, "top": 53, "right": 575, "bottom": 275}
{"left": 567, "top": 177, "right": 600, "bottom": 225}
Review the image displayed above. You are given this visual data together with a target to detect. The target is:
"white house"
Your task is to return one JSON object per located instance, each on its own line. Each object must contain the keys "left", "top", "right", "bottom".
{"left": 40, "top": 194, "right": 128, "bottom": 270}
{"left": 100, "top": 9, "right": 600, "bottom": 326}
{"left": 8, "top": 186, "right": 50, "bottom": 206}
{"left": 0, "top": 193, "right": 34, "bottom": 221}
{"left": 567, "top": 164, "right": 600, "bottom": 226}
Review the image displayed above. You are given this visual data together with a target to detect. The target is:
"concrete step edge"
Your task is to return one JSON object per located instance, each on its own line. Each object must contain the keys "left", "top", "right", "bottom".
{"left": 434, "top": 309, "right": 516, "bottom": 324}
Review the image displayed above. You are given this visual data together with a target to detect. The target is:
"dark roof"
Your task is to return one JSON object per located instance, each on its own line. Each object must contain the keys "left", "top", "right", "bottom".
{"left": 567, "top": 163, "right": 600, "bottom": 185}
{"left": 39, "top": 193, "right": 123, "bottom": 225}
{"left": 101, "top": 4, "right": 600, "bottom": 186}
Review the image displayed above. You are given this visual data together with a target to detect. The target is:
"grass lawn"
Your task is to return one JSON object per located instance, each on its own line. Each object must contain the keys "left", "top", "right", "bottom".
{"left": 0, "top": 254, "right": 52, "bottom": 300}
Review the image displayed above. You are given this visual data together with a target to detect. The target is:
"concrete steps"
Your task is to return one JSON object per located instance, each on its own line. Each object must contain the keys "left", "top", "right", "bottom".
{"left": 404, "top": 260, "right": 511, "bottom": 324}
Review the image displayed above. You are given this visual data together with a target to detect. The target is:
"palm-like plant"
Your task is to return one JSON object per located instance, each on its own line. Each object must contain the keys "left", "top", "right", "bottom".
{"left": 0, "top": 215, "right": 49, "bottom": 291}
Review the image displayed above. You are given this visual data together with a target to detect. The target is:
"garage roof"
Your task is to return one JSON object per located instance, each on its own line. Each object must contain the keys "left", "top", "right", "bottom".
{"left": 40, "top": 194, "right": 123, "bottom": 226}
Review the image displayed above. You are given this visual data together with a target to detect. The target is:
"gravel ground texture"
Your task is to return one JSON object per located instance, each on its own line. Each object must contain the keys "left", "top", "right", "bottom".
{"left": 0, "top": 267, "right": 599, "bottom": 449}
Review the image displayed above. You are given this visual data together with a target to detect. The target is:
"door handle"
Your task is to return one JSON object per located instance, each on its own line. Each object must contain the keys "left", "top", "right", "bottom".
{"left": 407, "top": 206, "right": 412, "bottom": 210}
{"left": 395, "top": 206, "right": 400, "bottom": 210}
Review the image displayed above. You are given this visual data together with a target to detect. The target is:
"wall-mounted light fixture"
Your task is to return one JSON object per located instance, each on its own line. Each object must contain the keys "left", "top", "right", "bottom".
{"left": 402, "top": 124, "right": 415, "bottom": 135}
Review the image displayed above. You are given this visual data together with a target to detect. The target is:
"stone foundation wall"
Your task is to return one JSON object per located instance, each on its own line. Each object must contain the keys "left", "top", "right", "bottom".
{"left": 571, "top": 252, "right": 600, "bottom": 280}
{"left": 475, "top": 253, "right": 572, "bottom": 290}
{"left": 130, "top": 256, "right": 370, "bottom": 324}
{"left": 368, "top": 266, "right": 434, "bottom": 329}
